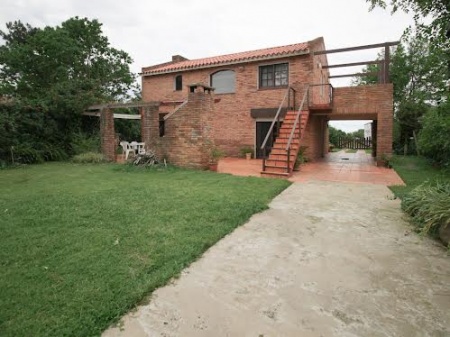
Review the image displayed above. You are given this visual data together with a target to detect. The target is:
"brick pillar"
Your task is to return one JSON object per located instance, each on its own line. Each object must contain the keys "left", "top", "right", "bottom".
{"left": 100, "top": 108, "right": 116, "bottom": 161}
{"left": 141, "top": 103, "right": 160, "bottom": 153}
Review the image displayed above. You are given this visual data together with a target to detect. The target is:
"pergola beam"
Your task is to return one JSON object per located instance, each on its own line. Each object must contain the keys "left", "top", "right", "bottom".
{"left": 313, "top": 41, "right": 399, "bottom": 55}
{"left": 82, "top": 111, "right": 142, "bottom": 119}
{"left": 329, "top": 71, "right": 379, "bottom": 79}
{"left": 323, "top": 60, "right": 382, "bottom": 69}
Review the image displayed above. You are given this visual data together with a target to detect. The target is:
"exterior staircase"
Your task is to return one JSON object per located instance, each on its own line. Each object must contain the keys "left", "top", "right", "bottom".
{"left": 261, "top": 110, "right": 310, "bottom": 177}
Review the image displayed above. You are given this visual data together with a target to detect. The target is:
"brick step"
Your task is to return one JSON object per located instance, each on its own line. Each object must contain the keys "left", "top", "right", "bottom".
{"left": 268, "top": 153, "right": 296, "bottom": 160}
{"left": 260, "top": 170, "right": 291, "bottom": 177}
{"left": 277, "top": 132, "right": 300, "bottom": 137}
{"left": 261, "top": 165, "right": 290, "bottom": 173}
{"left": 272, "top": 144, "right": 299, "bottom": 152}
{"left": 274, "top": 139, "right": 300, "bottom": 145}
{"left": 271, "top": 148, "right": 292, "bottom": 155}
{"left": 265, "top": 160, "right": 289, "bottom": 168}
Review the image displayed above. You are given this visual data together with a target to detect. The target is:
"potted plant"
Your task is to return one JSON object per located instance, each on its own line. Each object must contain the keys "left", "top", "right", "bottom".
{"left": 294, "top": 146, "right": 308, "bottom": 171}
{"left": 239, "top": 146, "right": 254, "bottom": 160}
{"left": 209, "top": 147, "right": 224, "bottom": 171}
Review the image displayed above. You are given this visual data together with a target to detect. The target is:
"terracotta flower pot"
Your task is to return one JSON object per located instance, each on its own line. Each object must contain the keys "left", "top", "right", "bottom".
{"left": 245, "top": 152, "right": 251, "bottom": 160}
{"left": 115, "top": 154, "right": 126, "bottom": 164}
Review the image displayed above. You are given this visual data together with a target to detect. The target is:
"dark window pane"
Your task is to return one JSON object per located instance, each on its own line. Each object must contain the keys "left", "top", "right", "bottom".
{"left": 175, "top": 75, "right": 182, "bottom": 91}
{"left": 259, "top": 63, "right": 288, "bottom": 88}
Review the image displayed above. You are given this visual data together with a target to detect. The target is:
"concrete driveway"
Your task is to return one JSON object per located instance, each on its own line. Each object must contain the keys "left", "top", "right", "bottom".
{"left": 103, "top": 181, "right": 450, "bottom": 337}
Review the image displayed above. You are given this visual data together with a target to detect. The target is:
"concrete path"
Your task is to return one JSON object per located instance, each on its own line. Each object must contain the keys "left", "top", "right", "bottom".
{"left": 103, "top": 182, "right": 450, "bottom": 337}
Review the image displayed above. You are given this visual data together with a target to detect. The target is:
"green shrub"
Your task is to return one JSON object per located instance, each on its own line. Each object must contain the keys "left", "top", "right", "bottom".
{"left": 239, "top": 146, "right": 254, "bottom": 158}
{"left": 418, "top": 102, "right": 450, "bottom": 167}
{"left": 70, "top": 132, "right": 101, "bottom": 155}
{"left": 402, "top": 181, "right": 450, "bottom": 236}
{"left": 10, "top": 143, "right": 67, "bottom": 164}
{"left": 72, "top": 152, "right": 107, "bottom": 164}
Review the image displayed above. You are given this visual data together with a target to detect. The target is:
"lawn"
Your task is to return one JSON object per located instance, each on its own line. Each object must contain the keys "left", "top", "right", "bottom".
{"left": 389, "top": 155, "right": 450, "bottom": 199}
{"left": 0, "top": 163, "right": 290, "bottom": 337}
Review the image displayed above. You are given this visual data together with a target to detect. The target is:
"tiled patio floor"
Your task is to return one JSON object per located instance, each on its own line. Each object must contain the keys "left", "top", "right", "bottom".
{"left": 218, "top": 150, "right": 405, "bottom": 186}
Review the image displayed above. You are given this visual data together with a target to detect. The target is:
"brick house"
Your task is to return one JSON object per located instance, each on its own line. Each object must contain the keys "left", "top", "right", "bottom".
{"left": 98, "top": 37, "right": 393, "bottom": 176}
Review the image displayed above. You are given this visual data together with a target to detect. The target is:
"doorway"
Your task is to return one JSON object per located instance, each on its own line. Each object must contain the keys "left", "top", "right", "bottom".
{"left": 255, "top": 121, "right": 280, "bottom": 159}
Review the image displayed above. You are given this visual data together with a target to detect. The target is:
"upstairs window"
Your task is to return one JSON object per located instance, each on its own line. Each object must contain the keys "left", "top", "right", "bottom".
{"left": 174, "top": 75, "right": 182, "bottom": 91}
{"left": 259, "top": 63, "right": 288, "bottom": 88}
{"left": 210, "top": 70, "right": 235, "bottom": 94}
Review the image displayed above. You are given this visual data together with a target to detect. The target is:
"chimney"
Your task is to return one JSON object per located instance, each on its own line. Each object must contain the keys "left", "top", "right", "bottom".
{"left": 172, "top": 55, "right": 188, "bottom": 63}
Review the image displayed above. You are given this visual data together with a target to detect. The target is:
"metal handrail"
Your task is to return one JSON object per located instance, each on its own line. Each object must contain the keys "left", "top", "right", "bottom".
{"left": 260, "top": 86, "right": 296, "bottom": 171}
{"left": 285, "top": 85, "right": 309, "bottom": 154}
{"left": 260, "top": 87, "right": 292, "bottom": 151}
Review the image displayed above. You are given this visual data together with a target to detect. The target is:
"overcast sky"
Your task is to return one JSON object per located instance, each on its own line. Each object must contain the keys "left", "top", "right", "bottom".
{"left": 1, "top": 0, "right": 414, "bottom": 132}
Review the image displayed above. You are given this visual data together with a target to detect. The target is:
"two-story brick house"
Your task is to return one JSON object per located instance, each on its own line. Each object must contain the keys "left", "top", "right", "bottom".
{"left": 94, "top": 37, "right": 393, "bottom": 175}
{"left": 139, "top": 37, "right": 342, "bottom": 174}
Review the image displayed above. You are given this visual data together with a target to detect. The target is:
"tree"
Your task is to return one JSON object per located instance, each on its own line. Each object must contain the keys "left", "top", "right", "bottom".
{"left": 328, "top": 126, "right": 348, "bottom": 146}
{"left": 0, "top": 18, "right": 137, "bottom": 163}
{"left": 355, "top": 29, "right": 448, "bottom": 154}
{"left": 418, "top": 101, "right": 450, "bottom": 166}
{"left": 365, "top": 0, "right": 450, "bottom": 83}
{"left": 366, "top": 0, "right": 450, "bottom": 39}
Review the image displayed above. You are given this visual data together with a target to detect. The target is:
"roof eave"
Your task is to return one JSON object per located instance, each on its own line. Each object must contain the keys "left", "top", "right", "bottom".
{"left": 140, "top": 50, "right": 310, "bottom": 77}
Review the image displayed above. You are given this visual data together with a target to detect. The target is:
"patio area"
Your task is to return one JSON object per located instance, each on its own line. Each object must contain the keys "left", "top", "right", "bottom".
{"left": 218, "top": 150, "right": 404, "bottom": 186}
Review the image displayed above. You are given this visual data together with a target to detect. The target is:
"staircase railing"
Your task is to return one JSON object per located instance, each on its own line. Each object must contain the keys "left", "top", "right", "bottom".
{"left": 261, "top": 86, "right": 296, "bottom": 171}
{"left": 285, "top": 85, "right": 310, "bottom": 173}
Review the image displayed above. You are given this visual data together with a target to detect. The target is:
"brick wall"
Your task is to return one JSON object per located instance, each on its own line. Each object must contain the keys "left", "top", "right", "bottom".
{"left": 332, "top": 84, "right": 393, "bottom": 163}
{"left": 143, "top": 91, "right": 215, "bottom": 169}
{"left": 303, "top": 115, "right": 327, "bottom": 161}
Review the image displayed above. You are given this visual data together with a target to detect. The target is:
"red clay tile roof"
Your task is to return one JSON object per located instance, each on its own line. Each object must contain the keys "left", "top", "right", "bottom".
{"left": 142, "top": 41, "right": 310, "bottom": 76}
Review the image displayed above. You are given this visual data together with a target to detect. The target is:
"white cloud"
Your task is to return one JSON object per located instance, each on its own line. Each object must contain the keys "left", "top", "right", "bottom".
{"left": 1, "top": 0, "right": 414, "bottom": 82}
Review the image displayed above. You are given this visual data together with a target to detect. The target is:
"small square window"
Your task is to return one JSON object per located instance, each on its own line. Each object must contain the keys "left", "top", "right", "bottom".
{"left": 259, "top": 63, "right": 288, "bottom": 88}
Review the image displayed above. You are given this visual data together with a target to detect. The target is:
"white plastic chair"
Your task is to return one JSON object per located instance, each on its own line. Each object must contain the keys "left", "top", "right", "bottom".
{"left": 120, "top": 141, "right": 136, "bottom": 160}
{"left": 136, "top": 142, "right": 146, "bottom": 155}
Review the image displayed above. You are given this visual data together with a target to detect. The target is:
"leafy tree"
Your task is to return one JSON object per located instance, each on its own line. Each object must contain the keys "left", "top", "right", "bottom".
{"left": 366, "top": 0, "right": 450, "bottom": 40}
{"left": 365, "top": 0, "right": 450, "bottom": 83}
{"left": 418, "top": 101, "right": 450, "bottom": 166}
{"left": 329, "top": 125, "right": 348, "bottom": 146}
{"left": 0, "top": 17, "right": 137, "bottom": 163}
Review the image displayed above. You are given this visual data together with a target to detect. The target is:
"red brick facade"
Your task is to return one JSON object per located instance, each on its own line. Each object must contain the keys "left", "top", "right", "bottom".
{"left": 105, "top": 38, "right": 394, "bottom": 168}
{"left": 141, "top": 38, "right": 331, "bottom": 161}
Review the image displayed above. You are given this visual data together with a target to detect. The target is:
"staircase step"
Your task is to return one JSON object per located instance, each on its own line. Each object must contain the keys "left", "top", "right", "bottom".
{"left": 265, "top": 160, "right": 289, "bottom": 168}
{"left": 272, "top": 145, "right": 299, "bottom": 152}
{"left": 260, "top": 170, "right": 291, "bottom": 177}
{"left": 271, "top": 148, "right": 291, "bottom": 155}
{"left": 261, "top": 165, "right": 290, "bottom": 174}
{"left": 268, "top": 154, "right": 296, "bottom": 161}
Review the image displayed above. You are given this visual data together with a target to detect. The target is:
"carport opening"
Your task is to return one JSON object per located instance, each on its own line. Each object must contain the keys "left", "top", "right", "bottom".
{"left": 328, "top": 120, "right": 375, "bottom": 159}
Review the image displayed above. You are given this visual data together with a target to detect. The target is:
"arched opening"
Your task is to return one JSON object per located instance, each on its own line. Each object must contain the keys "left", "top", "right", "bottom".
{"left": 210, "top": 70, "right": 235, "bottom": 94}
{"left": 174, "top": 75, "right": 182, "bottom": 91}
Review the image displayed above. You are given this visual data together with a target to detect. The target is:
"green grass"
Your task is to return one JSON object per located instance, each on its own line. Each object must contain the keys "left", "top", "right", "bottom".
{"left": 0, "top": 163, "right": 290, "bottom": 337}
{"left": 345, "top": 149, "right": 357, "bottom": 153}
{"left": 389, "top": 155, "right": 450, "bottom": 199}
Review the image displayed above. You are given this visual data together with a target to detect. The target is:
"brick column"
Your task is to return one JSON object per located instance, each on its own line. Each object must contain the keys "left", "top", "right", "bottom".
{"left": 100, "top": 108, "right": 116, "bottom": 161}
{"left": 141, "top": 103, "right": 160, "bottom": 153}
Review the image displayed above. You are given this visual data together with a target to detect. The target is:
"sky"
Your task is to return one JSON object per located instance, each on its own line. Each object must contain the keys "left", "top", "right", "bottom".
{"left": 0, "top": 0, "right": 414, "bottom": 132}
